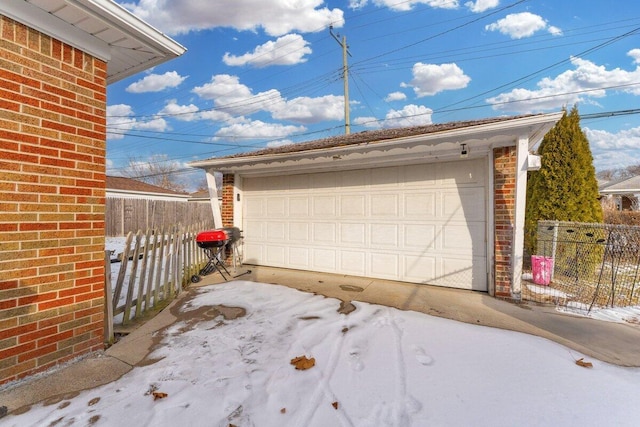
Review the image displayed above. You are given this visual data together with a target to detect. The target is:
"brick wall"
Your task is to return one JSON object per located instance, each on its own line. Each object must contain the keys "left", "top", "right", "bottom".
{"left": 493, "top": 146, "right": 516, "bottom": 297}
{"left": 0, "top": 16, "right": 107, "bottom": 385}
{"left": 221, "top": 174, "right": 234, "bottom": 227}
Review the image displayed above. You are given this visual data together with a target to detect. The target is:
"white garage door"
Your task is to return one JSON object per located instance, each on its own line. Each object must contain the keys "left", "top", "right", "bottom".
{"left": 242, "top": 158, "right": 487, "bottom": 290}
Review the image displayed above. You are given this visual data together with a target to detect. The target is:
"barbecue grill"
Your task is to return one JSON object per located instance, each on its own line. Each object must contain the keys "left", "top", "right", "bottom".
{"left": 193, "top": 229, "right": 231, "bottom": 281}
{"left": 192, "top": 227, "right": 244, "bottom": 282}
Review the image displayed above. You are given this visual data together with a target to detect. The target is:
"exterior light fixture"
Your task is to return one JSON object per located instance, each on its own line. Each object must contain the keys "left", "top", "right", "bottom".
{"left": 460, "top": 143, "right": 468, "bottom": 158}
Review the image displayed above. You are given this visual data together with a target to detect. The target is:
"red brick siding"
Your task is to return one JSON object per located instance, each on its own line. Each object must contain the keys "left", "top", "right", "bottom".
{"left": 221, "top": 174, "right": 235, "bottom": 227}
{"left": 0, "top": 16, "right": 106, "bottom": 385}
{"left": 493, "top": 146, "right": 516, "bottom": 297}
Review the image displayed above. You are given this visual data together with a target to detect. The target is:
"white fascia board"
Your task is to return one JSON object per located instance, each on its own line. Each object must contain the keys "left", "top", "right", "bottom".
{"left": 1, "top": 1, "right": 111, "bottom": 60}
{"left": 69, "top": 0, "right": 186, "bottom": 57}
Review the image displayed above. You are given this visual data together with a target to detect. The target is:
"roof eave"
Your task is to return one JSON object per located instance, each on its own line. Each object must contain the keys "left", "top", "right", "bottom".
{"left": 189, "top": 112, "right": 563, "bottom": 173}
{"left": 2, "top": 0, "right": 186, "bottom": 85}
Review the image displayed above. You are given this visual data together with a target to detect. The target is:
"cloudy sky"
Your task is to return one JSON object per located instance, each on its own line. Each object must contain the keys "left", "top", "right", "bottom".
{"left": 107, "top": 0, "right": 640, "bottom": 187}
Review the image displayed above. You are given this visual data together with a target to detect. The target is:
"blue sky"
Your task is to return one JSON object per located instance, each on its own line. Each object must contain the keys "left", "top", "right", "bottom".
{"left": 107, "top": 0, "right": 640, "bottom": 189}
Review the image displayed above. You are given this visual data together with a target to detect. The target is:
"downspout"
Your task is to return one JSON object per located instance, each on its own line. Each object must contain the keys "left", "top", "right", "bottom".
{"left": 511, "top": 135, "right": 530, "bottom": 300}
{"left": 205, "top": 169, "right": 222, "bottom": 228}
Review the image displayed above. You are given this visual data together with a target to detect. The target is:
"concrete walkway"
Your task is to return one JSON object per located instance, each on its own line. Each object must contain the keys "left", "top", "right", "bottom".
{"left": 3, "top": 265, "right": 640, "bottom": 415}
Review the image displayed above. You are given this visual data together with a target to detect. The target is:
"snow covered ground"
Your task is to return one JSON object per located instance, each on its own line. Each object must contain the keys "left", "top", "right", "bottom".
{"left": 8, "top": 281, "right": 640, "bottom": 426}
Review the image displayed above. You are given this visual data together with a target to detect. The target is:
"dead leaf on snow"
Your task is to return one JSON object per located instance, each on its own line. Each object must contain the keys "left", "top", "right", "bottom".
{"left": 290, "top": 355, "right": 315, "bottom": 370}
{"left": 332, "top": 401, "right": 339, "bottom": 410}
{"left": 576, "top": 358, "right": 593, "bottom": 368}
{"left": 152, "top": 391, "right": 168, "bottom": 400}
{"left": 280, "top": 408, "right": 286, "bottom": 414}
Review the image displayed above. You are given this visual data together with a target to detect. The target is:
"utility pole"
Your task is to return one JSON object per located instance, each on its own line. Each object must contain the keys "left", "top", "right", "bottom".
{"left": 330, "top": 26, "right": 352, "bottom": 135}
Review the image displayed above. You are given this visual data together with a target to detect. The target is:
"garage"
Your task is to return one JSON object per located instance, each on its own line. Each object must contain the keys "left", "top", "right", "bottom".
{"left": 190, "top": 113, "right": 564, "bottom": 297}
{"left": 242, "top": 158, "right": 487, "bottom": 290}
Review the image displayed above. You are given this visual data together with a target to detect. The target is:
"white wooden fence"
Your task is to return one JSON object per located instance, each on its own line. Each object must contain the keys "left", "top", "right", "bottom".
{"left": 103, "top": 223, "right": 209, "bottom": 344}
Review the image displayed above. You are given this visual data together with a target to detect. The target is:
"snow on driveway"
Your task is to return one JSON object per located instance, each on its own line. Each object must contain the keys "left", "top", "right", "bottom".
{"left": 8, "top": 281, "right": 640, "bottom": 426}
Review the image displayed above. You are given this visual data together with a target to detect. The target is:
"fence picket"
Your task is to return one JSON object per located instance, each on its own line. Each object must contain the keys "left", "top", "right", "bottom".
{"left": 123, "top": 230, "right": 143, "bottom": 325}
{"left": 112, "top": 231, "right": 133, "bottom": 311}
{"left": 105, "top": 222, "right": 221, "bottom": 338}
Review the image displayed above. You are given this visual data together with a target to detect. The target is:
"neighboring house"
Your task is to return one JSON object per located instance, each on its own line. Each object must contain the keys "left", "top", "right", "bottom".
{"left": 599, "top": 175, "right": 640, "bottom": 211}
{"left": 0, "top": 1, "right": 185, "bottom": 385}
{"left": 190, "top": 113, "right": 563, "bottom": 299}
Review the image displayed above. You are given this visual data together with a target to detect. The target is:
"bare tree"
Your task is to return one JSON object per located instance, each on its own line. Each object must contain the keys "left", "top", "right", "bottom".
{"left": 122, "top": 155, "right": 187, "bottom": 192}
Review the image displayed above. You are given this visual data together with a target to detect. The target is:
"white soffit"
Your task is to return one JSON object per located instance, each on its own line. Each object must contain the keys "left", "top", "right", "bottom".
{"left": 1, "top": 0, "right": 186, "bottom": 84}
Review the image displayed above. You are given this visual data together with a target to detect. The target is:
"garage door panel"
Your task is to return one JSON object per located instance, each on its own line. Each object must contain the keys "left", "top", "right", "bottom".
{"left": 340, "top": 223, "right": 366, "bottom": 245}
{"left": 266, "top": 245, "right": 286, "bottom": 264}
{"left": 370, "top": 223, "right": 398, "bottom": 247}
{"left": 313, "top": 223, "right": 336, "bottom": 243}
{"left": 243, "top": 243, "right": 263, "bottom": 264}
{"left": 442, "top": 189, "right": 484, "bottom": 221}
{"left": 403, "top": 255, "right": 437, "bottom": 283}
{"left": 243, "top": 158, "right": 487, "bottom": 291}
{"left": 340, "top": 250, "right": 366, "bottom": 275}
{"left": 312, "top": 248, "right": 336, "bottom": 270}
{"left": 289, "top": 222, "right": 310, "bottom": 242}
{"left": 404, "top": 224, "right": 436, "bottom": 249}
{"left": 442, "top": 223, "right": 486, "bottom": 256}
{"left": 370, "top": 252, "right": 400, "bottom": 278}
{"left": 371, "top": 194, "right": 398, "bottom": 216}
{"left": 313, "top": 196, "right": 336, "bottom": 217}
{"left": 245, "top": 220, "right": 265, "bottom": 240}
{"left": 266, "top": 222, "right": 286, "bottom": 240}
{"left": 267, "top": 198, "right": 286, "bottom": 217}
{"left": 439, "top": 255, "right": 486, "bottom": 291}
{"left": 404, "top": 192, "right": 436, "bottom": 217}
{"left": 245, "top": 198, "right": 264, "bottom": 217}
{"left": 289, "top": 247, "right": 310, "bottom": 268}
{"left": 289, "top": 197, "right": 309, "bottom": 216}
{"left": 340, "top": 194, "right": 366, "bottom": 217}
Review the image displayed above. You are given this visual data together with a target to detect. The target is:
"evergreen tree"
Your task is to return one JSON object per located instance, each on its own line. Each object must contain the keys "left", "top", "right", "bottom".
{"left": 524, "top": 106, "right": 603, "bottom": 256}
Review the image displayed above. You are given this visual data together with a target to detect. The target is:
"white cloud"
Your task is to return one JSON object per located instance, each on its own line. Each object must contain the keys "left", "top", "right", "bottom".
{"left": 125, "top": 71, "right": 187, "bottom": 93}
{"left": 223, "top": 34, "right": 312, "bottom": 68}
{"left": 367, "top": 0, "right": 459, "bottom": 12}
{"left": 402, "top": 62, "right": 471, "bottom": 97}
{"left": 193, "top": 74, "right": 282, "bottom": 116}
{"left": 214, "top": 119, "right": 306, "bottom": 139}
{"left": 465, "top": 0, "right": 499, "bottom": 13}
{"left": 158, "top": 100, "right": 234, "bottom": 123}
{"left": 270, "top": 95, "right": 345, "bottom": 124}
{"left": 628, "top": 49, "right": 640, "bottom": 64}
{"left": 485, "top": 12, "right": 560, "bottom": 39}
{"left": 106, "top": 104, "right": 168, "bottom": 140}
{"left": 193, "top": 74, "right": 346, "bottom": 123}
{"left": 121, "top": 0, "right": 344, "bottom": 37}
{"left": 355, "top": 104, "right": 433, "bottom": 128}
{"left": 487, "top": 53, "right": 640, "bottom": 113}
{"left": 585, "top": 126, "right": 640, "bottom": 171}
{"left": 385, "top": 91, "right": 407, "bottom": 102}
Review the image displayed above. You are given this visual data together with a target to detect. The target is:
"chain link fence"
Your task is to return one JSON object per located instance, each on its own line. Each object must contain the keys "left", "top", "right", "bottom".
{"left": 523, "top": 220, "right": 640, "bottom": 315}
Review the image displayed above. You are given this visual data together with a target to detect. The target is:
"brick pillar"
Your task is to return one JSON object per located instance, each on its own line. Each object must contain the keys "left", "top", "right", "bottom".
{"left": 221, "top": 174, "right": 235, "bottom": 227}
{"left": 493, "top": 146, "right": 517, "bottom": 298}
{"left": 0, "top": 16, "right": 107, "bottom": 385}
